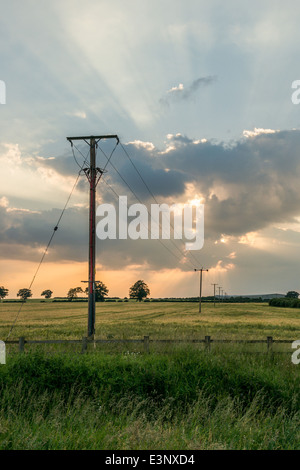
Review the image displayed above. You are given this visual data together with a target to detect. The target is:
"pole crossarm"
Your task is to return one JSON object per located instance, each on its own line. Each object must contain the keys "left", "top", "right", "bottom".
{"left": 67, "top": 135, "right": 119, "bottom": 145}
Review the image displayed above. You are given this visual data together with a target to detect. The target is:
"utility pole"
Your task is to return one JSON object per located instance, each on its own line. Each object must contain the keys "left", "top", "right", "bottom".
{"left": 194, "top": 268, "right": 209, "bottom": 313}
{"left": 67, "top": 135, "right": 119, "bottom": 339}
{"left": 211, "top": 283, "right": 218, "bottom": 307}
{"left": 218, "top": 286, "right": 222, "bottom": 304}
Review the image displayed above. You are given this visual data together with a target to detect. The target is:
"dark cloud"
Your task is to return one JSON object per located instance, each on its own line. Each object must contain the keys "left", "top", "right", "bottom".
{"left": 37, "top": 154, "right": 84, "bottom": 177}
{"left": 162, "top": 130, "right": 300, "bottom": 236}
{"left": 160, "top": 76, "right": 217, "bottom": 106}
{"left": 112, "top": 159, "right": 186, "bottom": 200}
{"left": 0, "top": 203, "right": 192, "bottom": 270}
{"left": 0, "top": 205, "right": 88, "bottom": 263}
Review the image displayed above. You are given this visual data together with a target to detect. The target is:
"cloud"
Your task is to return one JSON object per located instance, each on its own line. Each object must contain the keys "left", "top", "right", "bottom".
{"left": 160, "top": 76, "right": 216, "bottom": 106}
{"left": 168, "top": 84, "right": 184, "bottom": 93}
{"left": 243, "top": 128, "right": 279, "bottom": 138}
{"left": 34, "top": 129, "right": 300, "bottom": 241}
{"left": 0, "top": 143, "right": 86, "bottom": 212}
{"left": 128, "top": 140, "right": 155, "bottom": 152}
{"left": 0, "top": 197, "right": 9, "bottom": 208}
{"left": 160, "top": 130, "right": 300, "bottom": 237}
{"left": 66, "top": 111, "right": 87, "bottom": 119}
{"left": 3, "top": 129, "right": 300, "bottom": 286}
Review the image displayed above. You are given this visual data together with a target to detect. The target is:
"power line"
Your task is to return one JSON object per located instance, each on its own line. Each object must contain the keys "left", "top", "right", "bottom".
{"left": 99, "top": 140, "right": 119, "bottom": 173}
{"left": 6, "top": 153, "right": 87, "bottom": 340}
{"left": 101, "top": 177, "right": 191, "bottom": 267}
{"left": 120, "top": 142, "right": 159, "bottom": 203}
{"left": 6, "top": 136, "right": 200, "bottom": 337}
{"left": 119, "top": 140, "right": 202, "bottom": 267}
{"left": 71, "top": 142, "right": 90, "bottom": 170}
{"left": 100, "top": 146, "right": 197, "bottom": 269}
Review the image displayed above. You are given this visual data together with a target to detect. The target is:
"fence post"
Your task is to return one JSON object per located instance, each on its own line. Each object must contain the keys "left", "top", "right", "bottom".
{"left": 205, "top": 336, "right": 211, "bottom": 352}
{"left": 19, "top": 337, "right": 25, "bottom": 353}
{"left": 267, "top": 336, "right": 273, "bottom": 353}
{"left": 144, "top": 335, "right": 150, "bottom": 354}
{"left": 81, "top": 336, "right": 88, "bottom": 354}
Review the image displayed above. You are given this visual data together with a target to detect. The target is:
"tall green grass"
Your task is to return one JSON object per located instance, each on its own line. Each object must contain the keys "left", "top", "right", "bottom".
{"left": 0, "top": 349, "right": 299, "bottom": 449}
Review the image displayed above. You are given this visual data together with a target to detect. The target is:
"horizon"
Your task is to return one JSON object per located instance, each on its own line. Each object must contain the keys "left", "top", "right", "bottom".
{"left": 1, "top": 291, "right": 288, "bottom": 300}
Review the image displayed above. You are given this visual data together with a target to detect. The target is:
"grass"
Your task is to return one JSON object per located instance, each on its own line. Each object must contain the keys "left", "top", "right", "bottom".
{"left": 0, "top": 301, "right": 299, "bottom": 449}
{"left": 0, "top": 350, "right": 299, "bottom": 450}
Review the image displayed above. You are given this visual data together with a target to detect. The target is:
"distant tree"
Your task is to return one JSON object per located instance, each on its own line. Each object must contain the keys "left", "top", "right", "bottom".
{"left": 129, "top": 280, "right": 150, "bottom": 302}
{"left": 84, "top": 281, "right": 108, "bottom": 302}
{"left": 286, "top": 291, "right": 299, "bottom": 299}
{"left": 67, "top": 287, "right": 83, "bottom": 301}
{"left": 0, "top": 286, "right": 8, "bottom": 301}
{"left": 41, "top": 289, "right": 53, "bottom": 299}
{"left": 17, "top": 288, "right": 32, "bottom": 301}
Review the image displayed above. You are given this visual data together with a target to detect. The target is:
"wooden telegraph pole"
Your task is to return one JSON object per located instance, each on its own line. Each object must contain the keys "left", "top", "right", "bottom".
{"left": 67, "top": 135, "right": 119, "bottom": 339}
{"left": 218, "top": 286, "right": 222, "bottom": 304}
{"left": 211, "top": 283, "right": 218, "bottom": 307}
{"left": 194, "top": 268, "right": 209, "bottom": 313}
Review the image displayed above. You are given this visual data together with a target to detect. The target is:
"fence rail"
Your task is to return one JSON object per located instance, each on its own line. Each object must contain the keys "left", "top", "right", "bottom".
{"left": 3, "top": 336, "right": 296, "bottom": 354}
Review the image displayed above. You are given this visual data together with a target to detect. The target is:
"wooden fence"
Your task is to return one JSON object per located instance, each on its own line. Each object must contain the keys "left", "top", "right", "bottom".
{"left": 4, "top": 335, "right": 295, "bottom": 354}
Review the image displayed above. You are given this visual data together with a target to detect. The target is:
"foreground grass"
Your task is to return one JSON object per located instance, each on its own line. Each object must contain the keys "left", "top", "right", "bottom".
{"left": 1, "top": 301, "right": 300, "bottom": 341}
{"left": 0, "top": 302, "right": 299, "bottom": 449}
{"left": 0, "top": 349, "right": 299, "bottom": 450}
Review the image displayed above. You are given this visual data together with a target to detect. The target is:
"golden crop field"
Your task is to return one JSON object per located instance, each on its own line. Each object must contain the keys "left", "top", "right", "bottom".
{"left": 1, "top": 300, "right": 299, "bottom": 342}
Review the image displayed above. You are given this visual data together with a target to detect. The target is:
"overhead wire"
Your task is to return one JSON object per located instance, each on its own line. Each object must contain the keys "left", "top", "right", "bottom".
{"left": 96, "top": 139, "right": 119, "bottom": 174}
{"left": 101, "top": 176, "right": 189, "bottom": 267}
{"left": 6, "top": 136, "right": 199, "bottom": 338}
{"left": 118, "top": 140, "right": 202, "bottom": 268}
{"left": 99, "top": 141, "right": 199, "bottom": 268}
{"left": 6, "top": 147, "right": 90, "bottom": 340}
{"left": 72, "top": 139, "right": 119, "bottom": 179}
{"left": 97, "top": 145, "right": 196, "bottom": 269}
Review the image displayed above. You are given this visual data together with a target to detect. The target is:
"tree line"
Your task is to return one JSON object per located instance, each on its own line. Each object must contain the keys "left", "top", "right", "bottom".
{"left": 269, "top": 291, "right": 300, "bottom": 308}
{"left": 0, "top": 280, "right": 150, "bottom": 302}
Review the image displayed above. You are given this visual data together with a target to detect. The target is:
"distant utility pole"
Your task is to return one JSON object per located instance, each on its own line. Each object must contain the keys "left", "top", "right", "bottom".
{"left": 67, "top": 135, "right": 119, "bottom": 339}
{"left": 221, "top": 289, "right": 224, "bottom": 302}
{"left": 194, "top": 268, "right": 209, "bottom": 313}
{"left": 218, "top": 286, "right": 222, "bottom": 304}
{"left": 211, "top": 283, "right": 218, "bottom": 307}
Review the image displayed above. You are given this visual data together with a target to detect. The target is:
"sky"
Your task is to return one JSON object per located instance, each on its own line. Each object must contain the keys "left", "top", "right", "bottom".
{"left": 1, "top": 0, "right": 300, "bottom": 298}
